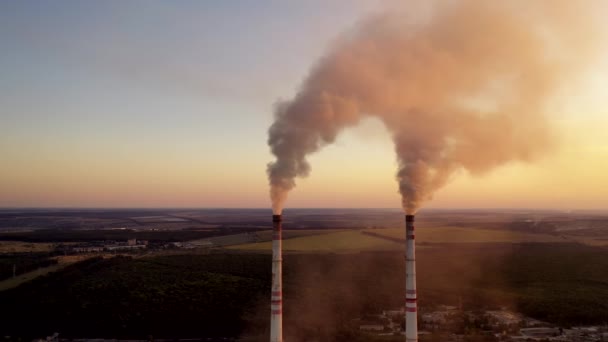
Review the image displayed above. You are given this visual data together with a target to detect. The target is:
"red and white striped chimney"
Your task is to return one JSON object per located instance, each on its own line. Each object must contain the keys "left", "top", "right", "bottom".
{"left": 405, "top": 214, "right": 418, "bottom": 342}
{"left": 270, "top": 214, "right": 283, "bottom": 342}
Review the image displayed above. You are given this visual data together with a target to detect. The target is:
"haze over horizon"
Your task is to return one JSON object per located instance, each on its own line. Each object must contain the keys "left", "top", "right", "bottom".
{"left": 2, "top": 1, "right": 608, "bottom": 211}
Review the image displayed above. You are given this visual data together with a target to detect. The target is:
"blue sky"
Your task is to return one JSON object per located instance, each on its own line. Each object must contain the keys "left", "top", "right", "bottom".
{"left": 0, "top": 1, "right": 385, "bottom": 207}
{"left": 1, "top": 1, "right": 607, "bottom": 209}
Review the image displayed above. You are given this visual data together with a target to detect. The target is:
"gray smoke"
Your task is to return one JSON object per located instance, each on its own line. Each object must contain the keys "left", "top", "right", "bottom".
{"left": 267, "top": 0, "right": 599, "bottom": 214}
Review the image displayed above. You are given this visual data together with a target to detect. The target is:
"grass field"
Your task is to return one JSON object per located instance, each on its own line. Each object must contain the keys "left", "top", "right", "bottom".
{"left": 0, "top": 241, "right": 56, "bottom": 253}
{"left": 365, "top": 227, "right": 566, "bottom": 244}
{"left": 229, "top": 226, "right": 566, "bottom": 252}
{"left": 228, "top": 230, "right": 406, "bottom": 252}
{"left": 256, "top": 229, "right": 345, "bottom": 240}
{"left": 559, "top": 235, "right": 608, "bottom": 246}
{"left": 190, "top": 229, "right": 345, "bottom": 248}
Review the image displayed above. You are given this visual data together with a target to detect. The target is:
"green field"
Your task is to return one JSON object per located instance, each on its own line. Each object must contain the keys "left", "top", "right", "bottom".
{"left": 229, "top": 226, "right": 566, "bottom": 252}
{"left": 228, "top": 230, "right": 405, "bottom": 252}
{"left": 365, "top": 227, "right": 566, "bottom": 244}
{"left": 555, "top": 233, "right": 608, "bottom": 246}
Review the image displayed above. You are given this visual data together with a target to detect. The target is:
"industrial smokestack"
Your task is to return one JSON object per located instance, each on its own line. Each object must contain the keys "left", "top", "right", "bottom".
{"left": 270, "top": 214, "right": 283, "bottom": 342}
{"left": 405, "top": 214, "right": 417, "bottom": 341}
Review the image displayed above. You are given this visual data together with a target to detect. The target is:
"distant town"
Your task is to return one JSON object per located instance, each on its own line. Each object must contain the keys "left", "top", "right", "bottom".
{"left": 357, "top": 305, "right": 608, "bottom": 341}
{"left": 30, "top": 305, "right": 608, "bottom": 342}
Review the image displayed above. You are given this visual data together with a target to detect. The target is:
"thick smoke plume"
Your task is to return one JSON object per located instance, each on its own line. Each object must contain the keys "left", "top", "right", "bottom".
{"left": 267, "top": 0, "right": 598, "bottom": 214}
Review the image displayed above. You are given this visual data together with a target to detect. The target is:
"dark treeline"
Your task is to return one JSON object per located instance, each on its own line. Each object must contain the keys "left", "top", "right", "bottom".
{"left": 1, "top": 243, "right": 608, "bottom": 340}
{"left": 0, "top": 254, "right": 271, "bottom": 339}
{"left": 0, "top": 227, "right": 263, "bottom": 243}
{"left": 0, "top": 252, "right": 58, "bottom": 281}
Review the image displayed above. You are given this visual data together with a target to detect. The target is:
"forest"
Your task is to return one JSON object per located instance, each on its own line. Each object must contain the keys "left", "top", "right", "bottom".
{"left": 0, "top": 227, "right": 262, "bottom": 243}
{"left": 1, "top": 243, "right": 608, "bottom": 340}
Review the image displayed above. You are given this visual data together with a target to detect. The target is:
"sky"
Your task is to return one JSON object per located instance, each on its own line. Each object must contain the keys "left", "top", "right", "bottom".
{"left": 0, "top": 1, "right": 607, "bottom": 210}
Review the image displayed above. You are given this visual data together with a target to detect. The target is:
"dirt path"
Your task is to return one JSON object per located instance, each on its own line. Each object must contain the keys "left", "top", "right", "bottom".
{"left": 0, "top": 263, "right": 65, "bottom": 291}
{"left": 0, "top": 254, "right": 96, "bottom": 292}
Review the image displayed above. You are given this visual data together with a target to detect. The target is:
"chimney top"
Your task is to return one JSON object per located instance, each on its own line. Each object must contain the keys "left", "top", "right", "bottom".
{"left": 405, "top": 214, "right": 415, "bottom": 222}
{"left": 273, "top": 214, "right": 282, "bottom": 222}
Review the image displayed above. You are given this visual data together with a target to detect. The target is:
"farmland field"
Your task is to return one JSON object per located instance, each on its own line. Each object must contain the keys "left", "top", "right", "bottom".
{"left": 228, "top": 230, "right": 406, "bottom": 252}
{"left": 1, "top": 208, "right": 608, "bottom": 340}
{"left": 0, "top": 241, "right": 56, "bottom": 253}
{"left": 364, "top": 226, "right": 566, "bottom": 244}
{"left": 229, "top": 226, "right": 566, "bottom": 252}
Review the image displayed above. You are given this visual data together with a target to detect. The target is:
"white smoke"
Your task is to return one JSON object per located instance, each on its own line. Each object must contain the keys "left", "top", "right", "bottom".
{"left": 267, "top": 0, "right": 600, "bottom": 214}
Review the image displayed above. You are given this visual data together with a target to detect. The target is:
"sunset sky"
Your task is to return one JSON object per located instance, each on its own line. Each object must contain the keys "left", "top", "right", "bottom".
{"left": 1, "top": 1, "right": 607, "bottom": 210}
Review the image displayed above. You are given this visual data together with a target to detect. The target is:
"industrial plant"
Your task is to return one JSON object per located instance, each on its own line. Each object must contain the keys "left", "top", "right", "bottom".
{"left": 268, "top": 213, "right": 420, "bottom": 341}
{"left": 405, "top": 214, "right": 418, "bottom": 341}
{"left": 270, "top": 214, "right": 283, "bottom": 342}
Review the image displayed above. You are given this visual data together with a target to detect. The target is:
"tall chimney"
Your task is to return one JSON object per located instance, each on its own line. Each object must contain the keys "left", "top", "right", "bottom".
{"left": 405, "top": 214, "right": 418, "bottom": 341}
{"left": 270, "top": 214, "right": 283, "bottom": 342}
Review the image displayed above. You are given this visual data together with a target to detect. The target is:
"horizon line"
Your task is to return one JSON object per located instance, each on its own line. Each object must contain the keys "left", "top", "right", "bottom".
{"left": 0, "top": 206, "right": 603, "bottom": 213}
